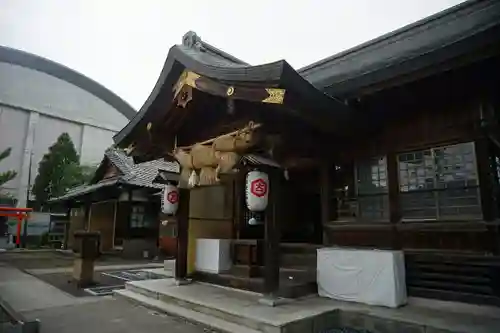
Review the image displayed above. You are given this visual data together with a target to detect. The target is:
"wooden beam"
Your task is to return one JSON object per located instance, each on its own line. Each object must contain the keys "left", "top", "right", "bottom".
{"left": 263, "top": 168, "right": 281, "bottom": 295}
{"left": 175, "top": 188, "right": 191, "bottom": 281}
{"left": 173, "top": 70, "right": 286, "bottom": 105}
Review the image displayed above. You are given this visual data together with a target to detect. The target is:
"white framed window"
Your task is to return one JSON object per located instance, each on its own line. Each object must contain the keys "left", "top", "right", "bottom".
{"left": 398, "top": 142, "right": 481, "bottom": 221}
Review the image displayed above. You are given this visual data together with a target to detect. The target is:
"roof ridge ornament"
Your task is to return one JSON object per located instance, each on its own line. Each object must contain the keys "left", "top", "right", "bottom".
{"left": 182, "top": 31, "right": 205, "bottom": 52}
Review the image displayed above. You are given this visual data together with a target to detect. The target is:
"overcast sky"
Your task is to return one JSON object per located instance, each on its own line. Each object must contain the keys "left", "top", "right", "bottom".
{"left": 1, "top": 0, "right": 465, "bottom": 110}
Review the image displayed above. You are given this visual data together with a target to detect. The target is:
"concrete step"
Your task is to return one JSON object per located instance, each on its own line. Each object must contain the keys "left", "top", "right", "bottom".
{"left": 121, "top": 281, "right": 274, "bottom": 332}
{"left": 193, "top": 270, "right": 317, "bottom": 299}
{"left": 114, "top": 289, "right": 260, "bottom": 333}
{"left": 114, "top": 279, "right": 349, "bottom": 333}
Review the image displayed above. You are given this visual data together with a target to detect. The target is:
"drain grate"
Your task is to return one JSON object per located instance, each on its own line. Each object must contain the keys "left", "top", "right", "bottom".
{"left": 101, "top": 270, "right": 165, "bottom": 282}
{"left": 85, "top": 270, "right": 166, "bottom": 297}
{"left": 84, "top": 285, "right": 125, "bottom": 296}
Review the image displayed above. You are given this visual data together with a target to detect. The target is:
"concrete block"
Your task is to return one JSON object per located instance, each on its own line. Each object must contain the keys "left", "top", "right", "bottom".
{"left": 312, "top": 310, "right": 340, "bottom": 333}
{"left": 338, "top": 311, "right": 368, "bottom": 330}
{"left": 258, "top": 295, "right": 289, "bottom": 307}
{"left": 340, "top": 311, "right": 425, "bottom": 333}
{"left": 425, "top": 328, "right": 461, "bottom": 333}
{"left": 363, "top": 314, "right": 424, "bottom": 333}
{"left": 282, "top": 318, "right": 313, "bottom": 333}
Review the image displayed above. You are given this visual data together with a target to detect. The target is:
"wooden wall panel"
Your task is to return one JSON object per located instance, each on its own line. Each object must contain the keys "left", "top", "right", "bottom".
{"left": 189, "top": 183, "right": 233, "bottom": 220}
{"left": 88, "top": 201, "right": 115, "bottom": 252}
{"left": 324, "top": 222, "right": 494, "bottom": 253}
{"left": 67, "top": 207, "right": 85, "bottom": 249}
{"left": 323, "top": 224, "right": 394, "bottom": 249}
{"left": 187, "top": 182, "right": 234, "bottom": 274}
{"left": 339, "top": 99, "right": 479, "bottom": 162}
{"left": 398, "top": 223, "right": 492, "bottom": 252}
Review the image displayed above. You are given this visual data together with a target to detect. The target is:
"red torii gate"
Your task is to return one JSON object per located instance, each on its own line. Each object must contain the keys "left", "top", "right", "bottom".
{"left": 0, "top": 207, "right": 32, "bottom": 246}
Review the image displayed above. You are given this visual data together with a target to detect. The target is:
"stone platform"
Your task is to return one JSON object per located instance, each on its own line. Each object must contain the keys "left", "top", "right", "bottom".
{"left": 114, "top": 278, "right": 500, "bottom": 333}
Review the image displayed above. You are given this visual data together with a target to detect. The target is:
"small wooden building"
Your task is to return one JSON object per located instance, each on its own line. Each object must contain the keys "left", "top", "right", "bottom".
{"left": 113, "top": 0, "right": 500, "bottom": 306}
{"left": 51, "top": 148, "right": 178, "bottom": 258}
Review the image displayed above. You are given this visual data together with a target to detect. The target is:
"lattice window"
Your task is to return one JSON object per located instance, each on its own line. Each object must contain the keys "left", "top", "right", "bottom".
{"left": 130, "top": 205, "right": 155, "bottom": 228}
{"left": 398, "top": 142, "right": 481, "bottom": 220}
{"left": 355, "top": 156, "right": 390, "bottom": 220}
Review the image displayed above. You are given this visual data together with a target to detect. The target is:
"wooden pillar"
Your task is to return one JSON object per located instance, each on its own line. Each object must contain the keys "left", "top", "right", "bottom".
{"left": 263, "top": 168, "right": 281, "bottom": 298}
{"left": 63, "top": 204, "right": 71, "bottom": 249}
{"left": 111, "top": 200, "right": 118, "bottom": 249}
{"left": 127, "top": 189, "right": 133, "bottom": 235}
{"left": 475, "top": 138, "right": 495, "bottom": 221}
{"left": 232, "top": 173, "right": 244, "bottom": 240}
{"left": 474, "top": 138, "right": 499, "bottom": 254}
{"left": 175, "top": 188, "right": 191, "bottom": 282}
{"left": 387, "top": 153, "right": 401, "bottom": 250}
{"left": 319, "top": 162, "right": 330, "bottom": 245}
{"left": 21, "top": 214, "right": 28, "bottom": 248}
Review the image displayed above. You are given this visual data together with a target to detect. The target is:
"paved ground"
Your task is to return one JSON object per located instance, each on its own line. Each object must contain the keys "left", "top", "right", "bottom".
{"left": 0, "top": 250, "right": 160, "bottom": 270}
{"left": 23, "top": 297, "right": 218, "bottom": 333}
{"left": 0, "top": 250, "right": 164, "bottom": 297}
{"left": 0, "top": 254, "right": 218, "bottom": 333}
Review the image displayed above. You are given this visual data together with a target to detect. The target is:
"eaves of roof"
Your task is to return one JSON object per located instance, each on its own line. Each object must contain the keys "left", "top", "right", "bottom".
{"left": 113, "top": 32, "right": 350, "bottom": 147}
{"left": 299, "top": 0, "right": 500, "bottom": 97}
{"left": 48, "top": 178, "right": 119, "bottom": 203}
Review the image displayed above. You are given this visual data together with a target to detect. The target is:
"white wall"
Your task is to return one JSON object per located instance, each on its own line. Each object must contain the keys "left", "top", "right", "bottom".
{"left": 80, "top": 124, "right": 116, "bottom": 166}
{"left": 0, "top": 61, "right": 133, "bottom": 207}
{"left": 0, "top": 62, "right": 128, "bottom": 131}
{"left": 0, "top": 105, "right": 29, "bottom": 198}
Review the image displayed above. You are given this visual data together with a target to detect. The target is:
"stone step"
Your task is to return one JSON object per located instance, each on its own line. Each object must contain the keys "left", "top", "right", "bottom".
{"left": 115, "top": 279, "right": 334, "bottom": 333}
{"left": 114, "top": 289, "right": 260, "bottom": 333}
{"left": 193, "top": 270, "right": 317, "bottom": 299}
{"left": 120, "top": 280, "right": 278, "bottom": 332}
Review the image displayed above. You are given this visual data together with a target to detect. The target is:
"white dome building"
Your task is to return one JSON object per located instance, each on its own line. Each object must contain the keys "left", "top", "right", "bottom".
{"left": 0, "top": 46, "right": 136, "bottom": 207}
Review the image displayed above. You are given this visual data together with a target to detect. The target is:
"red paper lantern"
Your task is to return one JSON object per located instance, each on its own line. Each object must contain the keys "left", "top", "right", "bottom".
{"left": 246, "top": 171, "right": 269, "bottom": 212}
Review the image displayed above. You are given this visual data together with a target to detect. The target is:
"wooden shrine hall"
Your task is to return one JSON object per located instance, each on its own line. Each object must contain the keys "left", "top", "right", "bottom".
{"left": 113, "top": 31, "right": 353, "bottom": 300}
{"left": 115, "top": 0, "right": 500, "bottom": 307}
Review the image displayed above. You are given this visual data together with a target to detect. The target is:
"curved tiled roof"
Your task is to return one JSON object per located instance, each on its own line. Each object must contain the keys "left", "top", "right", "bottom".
{"left": 299, "top": 0, "right": 500, "bottom": 97}
{"left": 0, "top": 45, "right": 136, "bottom": 120}
{"left": 113, "top": 31, "right": 350, "bottom": 146}
{"left": 50, "top": 147, "right": 179, "bottom": 202}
